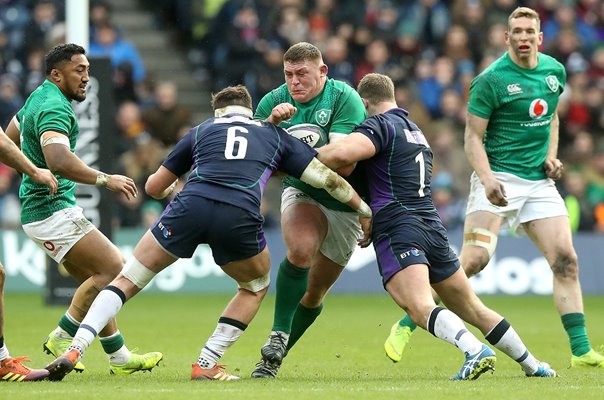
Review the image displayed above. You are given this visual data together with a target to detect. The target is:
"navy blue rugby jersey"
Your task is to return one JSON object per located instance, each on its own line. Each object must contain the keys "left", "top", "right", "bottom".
{"left": 355, "top": 108, "right": 439, "bottom": 220}
{"left": 162, "top": 112, "right": 317, "bottom": 212}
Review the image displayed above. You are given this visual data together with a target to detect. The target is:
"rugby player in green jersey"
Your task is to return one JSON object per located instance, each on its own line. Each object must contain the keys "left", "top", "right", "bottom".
{"left": 4, "top": 43, "right": 162, "bottom": 375}
{"left": 385, "top": 7, "right": 604, "bottom": 369}
{"left": 251, "top": 42, "right": 367, "bottom": 378}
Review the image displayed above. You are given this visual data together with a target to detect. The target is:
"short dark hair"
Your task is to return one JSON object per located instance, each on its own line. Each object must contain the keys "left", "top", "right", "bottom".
{"left": 283, "top": 42, "right": 322, "bottom": 64}
{"left": 45, "top": 43, "right": 87, "bottom": 76}
{"left": 357, "top": 73, "right": 396, "bottom": 106}
{"left": 211, "top": 85, "right": 252, "bottom": 110}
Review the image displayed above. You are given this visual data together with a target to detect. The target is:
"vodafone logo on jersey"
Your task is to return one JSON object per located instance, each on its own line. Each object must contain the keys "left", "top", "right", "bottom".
{"left": 528, "top": 98, "right": 548, "bottom": 119}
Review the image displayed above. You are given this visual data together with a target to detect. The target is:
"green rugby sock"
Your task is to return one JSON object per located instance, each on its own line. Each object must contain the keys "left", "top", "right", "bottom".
{"left": 58, "top": 313, "right": 80, "bottom": 337}
{"left": 272, "top": 258, "right": 308, "bottom": 333}
{"left": 398, "top": 314, "right": 417, "bottom": 331}
{"left": 100, "top": 331, "right": 126, "bottom": 354}
{"left": 561, "top": 313, "right": 591, "bottom": 357}
{"left": 287, "top": 303, "right": 323, "bottom": 351}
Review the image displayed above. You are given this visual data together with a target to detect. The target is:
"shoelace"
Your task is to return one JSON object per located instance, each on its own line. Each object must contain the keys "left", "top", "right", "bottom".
{"left": 1, "top": 356, "right": 32, "bottom": 374}
{"left": 269, "top": 333, "right": 287, "bottom": 349}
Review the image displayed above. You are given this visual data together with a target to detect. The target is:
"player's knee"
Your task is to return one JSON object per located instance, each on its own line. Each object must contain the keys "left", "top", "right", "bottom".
{"left": 551, "top": 251, "right": 579, "bottom": 280}
{"left": 286, "top": 248, "right": 315, "bottom": 267}
{"left": 0, "top": 263, "right": 5, "bottom": 285}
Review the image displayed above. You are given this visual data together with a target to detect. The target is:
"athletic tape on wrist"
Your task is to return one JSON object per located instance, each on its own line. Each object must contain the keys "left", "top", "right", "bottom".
{"left": 95, "top": 173, "right": 110, "bottom": 187}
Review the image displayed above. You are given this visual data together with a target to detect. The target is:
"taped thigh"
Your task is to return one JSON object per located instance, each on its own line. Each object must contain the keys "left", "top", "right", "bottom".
{"left": 463, "top": 228, "right": 498, "bottom": 257}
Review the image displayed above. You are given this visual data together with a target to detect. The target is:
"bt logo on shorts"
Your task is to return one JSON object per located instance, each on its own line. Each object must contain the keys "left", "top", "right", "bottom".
{"left": 158, "top": 222, "right": 172, "bottom": 238}
{"left": 528, "top": 98, "right": 548, "bottom": 119}
{"left": 400, "top": 248, "right": 420, "bottom": 260}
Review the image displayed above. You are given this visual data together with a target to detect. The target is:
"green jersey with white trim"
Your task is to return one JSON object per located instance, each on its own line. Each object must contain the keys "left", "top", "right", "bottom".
{"left": 17, "top": 80, "right": 79, "bottom": 224}
{"left": 255, "top": 78, "right": 367, "bottom": 211}
{"left": 467, "top": 52, "right": 566, "bottom": 180}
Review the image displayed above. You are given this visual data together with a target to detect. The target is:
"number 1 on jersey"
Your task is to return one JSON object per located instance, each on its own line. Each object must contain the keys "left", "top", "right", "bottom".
{"left": 415, "top": 151, "right": 426, "bottom": 197}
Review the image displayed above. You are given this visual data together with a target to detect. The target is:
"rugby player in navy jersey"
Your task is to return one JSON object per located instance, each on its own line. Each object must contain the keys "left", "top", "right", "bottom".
{"left": 45, "top": 85, "right": 372, "bottom": 382}
{"left": 317, "top": 73, "right": 557, "bottom": 380}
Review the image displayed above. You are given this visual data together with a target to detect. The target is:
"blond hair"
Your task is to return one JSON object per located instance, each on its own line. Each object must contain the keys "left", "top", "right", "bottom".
{"left": 508, "top": 7, "right": 541, "bottom": 31}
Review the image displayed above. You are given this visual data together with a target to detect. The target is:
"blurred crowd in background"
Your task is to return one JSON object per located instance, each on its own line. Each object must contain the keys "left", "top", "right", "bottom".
{"left": 1, "top": 0, "right": 604, "bottom": 234}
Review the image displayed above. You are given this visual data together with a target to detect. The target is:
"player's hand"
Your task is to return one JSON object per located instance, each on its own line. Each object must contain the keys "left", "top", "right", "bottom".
{"left": 106, "top": 174, "right": 138, "bottom": 200}
{"left": 358, "top": 216, "right": 373, "bottom": 248}
{"left": 268, "top": 103, "right": 296, "bottom": 125}
{"left": 544, "top": 157, "right": 563, "bottom": 180}
{"left": 483, "top": 176, "right": 508, "bottom": 207}
{"left": 30, "top": 168, "right": 58, "bottom": 195}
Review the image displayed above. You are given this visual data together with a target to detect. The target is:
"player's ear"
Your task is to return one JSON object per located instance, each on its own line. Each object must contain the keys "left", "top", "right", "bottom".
{"left": 49, "top": 68, "right": 62, "bottom": 83}
{"left": 362, "top": 98, "right": 369, "bottom": 110}
{"left": 320, "top": 63, "right": 328, "bottom": 77}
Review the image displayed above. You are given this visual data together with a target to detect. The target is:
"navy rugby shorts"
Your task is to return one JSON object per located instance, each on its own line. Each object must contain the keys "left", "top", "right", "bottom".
{"left": 150, "top": 194, "right": 266, "bottom": 265}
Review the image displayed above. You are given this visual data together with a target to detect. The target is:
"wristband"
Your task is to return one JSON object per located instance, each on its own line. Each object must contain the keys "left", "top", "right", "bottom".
{"left": 95, "top": 173, "right": 110, "bottom": 187}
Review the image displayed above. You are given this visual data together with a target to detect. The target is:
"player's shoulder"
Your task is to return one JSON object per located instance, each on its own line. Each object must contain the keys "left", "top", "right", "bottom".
{"left": 328, "top": 78, "right": 355, "bottom": 93}
{"left": 538, "top": 52, "right": 565, "bottom": 72}
{"left": 266, "top": 83, "right": 291, "bottom": 104}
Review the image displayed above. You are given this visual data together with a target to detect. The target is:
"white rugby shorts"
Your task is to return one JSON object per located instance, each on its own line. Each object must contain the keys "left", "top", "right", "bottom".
{"left": 22, "top": 206, "right": 95, "bottom": 264}
{"left": 281, "top": 186, "right": 362, "bottom": 266}
{"left": 466, "top": 171, "right": 568, "bottom": 232}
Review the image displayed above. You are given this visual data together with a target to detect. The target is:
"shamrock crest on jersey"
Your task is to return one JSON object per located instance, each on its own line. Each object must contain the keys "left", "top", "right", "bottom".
{"left": 315, "top": 109, "right": 331, "bottom": 126}
{"left": 545, "top": 75, "right": 559, "bottom": 93}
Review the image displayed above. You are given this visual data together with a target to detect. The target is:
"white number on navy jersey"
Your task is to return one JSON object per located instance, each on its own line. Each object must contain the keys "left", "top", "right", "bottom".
{"left": 415, "top": 151, "right": 426, "bottom": 197}
{"left": 224, "top": 126, "right": 249, "bottom": 159}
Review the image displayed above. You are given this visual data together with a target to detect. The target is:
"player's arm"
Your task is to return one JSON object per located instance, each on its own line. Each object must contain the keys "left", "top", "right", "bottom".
{"left": 300, "top": 157, "right": 371, "bottom": 217}
{"left": 41, "top": 131, "right": 137, "bottom": 200}
{"left": 317, "top": 132, "right": 376, "bottom": 169}
{"left": 324, "top": 133, "right": 357, "bottom": 177}
{"left": 0, "top": 125, "right": 58, "bottom": 194}
{"left": 464, "top": 113, "right": 507, "bottom": 206}
{"left": 146, "top": 166, "right": 178, "bottom": 200}
{"left": 5, "top": 116, "right": 21, "bottom": 148}
{"left": 146, "top": 129, "right": 194, "bottom": 199}
{"left": 544, "top": 108, "right": 563, "bottom": 180}
{"left": 300, "top": 157, "right": 372, "bottom": 244}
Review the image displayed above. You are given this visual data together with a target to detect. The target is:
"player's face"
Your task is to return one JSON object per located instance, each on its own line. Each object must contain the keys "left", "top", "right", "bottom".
{"left": 56, "top": 54, "right": 90, "bottom": 102}
{"left": 505, "top": 16, "right": 542, "bottom": 62}
{"left": 284, "top": 59, "right": 327, "bottom": 103}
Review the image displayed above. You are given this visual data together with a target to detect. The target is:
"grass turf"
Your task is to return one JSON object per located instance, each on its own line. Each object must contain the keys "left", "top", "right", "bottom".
{"left": 2, "top": 293, "right": 603, "bottom": 399}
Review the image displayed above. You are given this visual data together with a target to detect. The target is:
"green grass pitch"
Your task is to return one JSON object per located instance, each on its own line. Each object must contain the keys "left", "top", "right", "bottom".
{"left": 3, "top": 293, "right": 603, "bottom": 399}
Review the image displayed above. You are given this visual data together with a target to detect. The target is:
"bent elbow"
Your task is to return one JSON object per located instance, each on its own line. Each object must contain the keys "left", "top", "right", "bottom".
{"left": 145, "top": 179, "right": 161, "bottom": 199}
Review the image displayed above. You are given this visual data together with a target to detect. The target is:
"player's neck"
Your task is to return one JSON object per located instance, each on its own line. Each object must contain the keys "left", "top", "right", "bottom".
{"left": 509, "top": 52, "right": 538, "bottom": 70}
{"left": 369, "top": 102, "right": 397, "bottom": 116}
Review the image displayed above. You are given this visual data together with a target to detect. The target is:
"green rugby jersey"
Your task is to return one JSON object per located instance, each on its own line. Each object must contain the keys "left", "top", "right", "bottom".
{"left": 255, "top": 78, "right": 367, "bottom": 211}
{"left": 17, "top": 80, "right": 79, "bottom": 224}
{"left": 467, "top": 52, "right": 566, "bottom": 180}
